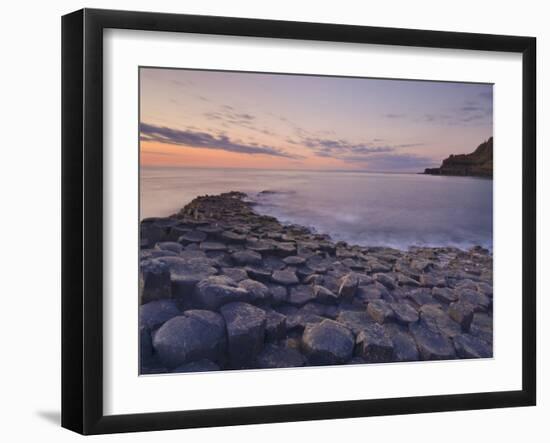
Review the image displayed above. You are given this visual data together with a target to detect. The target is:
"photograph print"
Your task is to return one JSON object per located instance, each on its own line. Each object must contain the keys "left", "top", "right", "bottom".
{"left": 139, "top": 67, "right": 493, "bottom": 375}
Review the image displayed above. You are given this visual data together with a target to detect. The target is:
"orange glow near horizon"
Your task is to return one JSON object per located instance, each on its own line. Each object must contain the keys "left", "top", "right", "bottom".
{"left": 139, "top": 68, "right": 493, "bottom": 172}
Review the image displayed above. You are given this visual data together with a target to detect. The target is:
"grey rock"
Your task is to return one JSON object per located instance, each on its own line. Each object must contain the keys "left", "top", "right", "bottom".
{"left": 271, "top": 269, "right": 299, "bottom": 285}
{"left": 221, "top": 302, "right": 267, "bottom": 368}
{"left": 238, "top": 279, "right": 270, "bottom": 303}
{"left": 306, "top": 255, "right": 331, "bottom": 273}
{"left": 356, "top": 285, "right": 384, "bottom": 303}
{"left": 409, "top": 322, "right": 456, "bottom": 360}
{"left": 448, "top": 301, "right": 475, "bottom": 330}
{"left": 419, "top": 304, "right": 462, "bottom": 338}
{"left": 396, "top": 273, "right": 420, "bottom": 287}
{"left": 283, "top": 256, "right": 307, "bottom": 266}
{"left": 407, "top": 288, "right": 439, "bottom": 307}
{"left": 273, "top": 242, "right": 296, "bottom": 257}
{"left": 140, "top": 326, "right": 153, "bottom": 359}
{"left": 139, "top": 299, "right": 180, "bottom": 330}
{"left": 391, "top": 332, "right": 420, "bottom": 362}
{"left": 267, "top": 284, "right": 287, "bottom": 305}
{"left": 390, "top": 302, "right": 419, "bottom": 324}
{"left": 288, "top": 285, "right": 316, "bottom": 306}
{"left": 356, "top": 323, "right": 394, "bottom": 363}
{"left": 338, "top": 273, "right": 360, "bottom": 299}
{"left": 453, "top": 334, "right": 492, "bottom": 359}
{"left": 313, "top": 285, "right": 339, "bottom": 305}
{"left": 255, "top": 344, "right": 306, "bottom": 368}
{"left": 152, "top": 311, "right": 226, "bottom": 368}
{"left": 469, "top": 313, "right": 493, "bottom": 344}
{"left": 336, "top": 311, "right": 374, "bottom": 335}
{"left": 367, "top": 299, "right": 394, "bottom": 324}
{"left": 302, "top": 319, "right": 355, "bottom": 365}
{"left": 155, "top": 241, "right": 183, "bottom": 254}
{"left": 221, "top": 267, "right": 248, "bottom": 282}
{"left": 265, "top": 310, "right": 287, "bottom": 340}
{"left": 286, "top": 312, "right": 325, "bottom": 331}
{"left": 263, "top": 256, "right": 286, "bottom": 271}
{"left": 140, "top": 259, "right": 172, "bottom": 304}
{"left": 457, "top": 289, "right": 491, "bottom": 312}
{"left": 178, "top": 230, "right": 207, "bottom": 244}
{"left": 432, "top": 287, "right": 458, "bottom": 303}
{"left": 374, "top": 273, "right": 397, "bottom": 290}
{"left": 419, "top": 273, "right": 445, "bottom": 288}
{"left": 159, "top": 256, "right": 217, "bottom": 301}
{"left": 199, "top": 242, "right": 227, "bottom": 252}
{"left": 221, "top": 231, "right": 247, "bottom": 243}
{"left": 245, "top": 266, "right": 272, "bottom": 282}
{"left": 231, "top": 249, "right": 263, "bottom": 266}
{"left": 193, "top": 275, "right": 249, "bottom": 310}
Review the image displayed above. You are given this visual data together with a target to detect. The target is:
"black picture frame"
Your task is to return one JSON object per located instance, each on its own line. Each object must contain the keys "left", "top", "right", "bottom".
{"left": 61, "top": 8, "right": 536, "bottom": 435}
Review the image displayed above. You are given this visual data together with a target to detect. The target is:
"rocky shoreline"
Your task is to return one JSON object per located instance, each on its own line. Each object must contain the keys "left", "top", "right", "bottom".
{"left": 139, "top": 191, "right": 493, "bottom": 374}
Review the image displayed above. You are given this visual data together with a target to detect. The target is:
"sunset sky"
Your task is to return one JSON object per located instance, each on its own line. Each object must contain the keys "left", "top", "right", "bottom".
{"left": 139, "top": 68, "right": 493, "bottom": 172}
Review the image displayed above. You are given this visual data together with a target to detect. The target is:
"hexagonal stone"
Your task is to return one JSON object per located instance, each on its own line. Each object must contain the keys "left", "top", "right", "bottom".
{"left": 221, "top": 231, "right": 247, "bottom": 243}
{"left": 469, "top": 313, "right": 493, "bottom": 344}
{"left": 221, "top": 302, "right": 267, "bottom": 368}
{"left": 139, "top": 299, "right": 180, "bottom": 330}
{"left": 355, "top": 323, "right": 394, "bottom": 363}
{"left": 140, "top": 259, "right": 172, "bottom": 304}
{"left": 432, "top": 287, "right": 458, "bottom": 303}
{"left": 245, "top": 266, "right": 272, "bottom": 282}
{"left": 152, "top": 311, "right": 227, "bottom": 368}
{"left": 254, "top": 344, "right": 307, "bottom": 368}
{"left": 155, "top": 241, "right": 183, "bottom": 254}
{"left": 221, "top": 267, "right": 248, "bottom": 282}
{"left": 391, "top": 332, "right": 420, "bottom": 362}
{"left": 338, "top": 273, "right": 359, "bottom": 299}
{"left": 238, "top": 279, "right": 270, "bottom": 303}
{"left": 374, "top": 273, "right": 396, "bottom": 290}
{"left": 406, "top": 288, "right": 439, "bottom": 307}
{"left": 231, "top": 249, "right": 263, "bottom": 266}
{"left": 313, "top": 285, "right": 339, "bottom": 305}
{"left": 448, "top": 301, "right": 475, "bottom": 330}
{"left": 178, "top": 230, "right": 207, "bottom": 244}
{"left": 355, "top": 285, "right": 384, "bottom": 303}
{"left": 453, "top": 334, "right": 493, "bottom": 359}
{"left": 336, "top": 311, "right": 374, "bottom": 335}
{"left": 158, "top": 256, "right": 217, "bottom": 300}
{"left": 396, "top": 273, "right": 420, "bottom": 287}
{"left": 367, "top": 299, "right": 394, "bottom": 324}
{"left": 390, "top": 302, "right": 419, "bottom": 324}
{"left": 271, "top": 269, "right": 299, "bottom": 285}
{"left": 419, "top": 304, "right": 461, "bottom": 338}
{"left": 409, "top": 322, "right": 456, "bottom": 360}
{"left": 306, "top": 255, "right": 331, "bottom": 273}
{"left": 267, "top": 284, "right": 287, "bottom": 305}
{"left": 286, "top": 312, "right": 325, "bottom": 332}
{"left": 193, "top": 275, "right": 249, "bottom": 310}
{"left": 199, "top": 242, "right": 227, "bottom": 252}
{"left": 283, "top": 256, "right": 307, "bottom": 266}
{"left": 457, "top": 289, "right": 491, "bottom": 312}
{"left": 288, "top": 285, "right": 316, "bottom": 306}
{"left": 265, "top": 310, "right": 287, "bottom": 340}
{"left": 273, "top": 242, "right": 296, "bottom": 257}
{"left": 302, "top": 319, "right": 355, "bottom": 365}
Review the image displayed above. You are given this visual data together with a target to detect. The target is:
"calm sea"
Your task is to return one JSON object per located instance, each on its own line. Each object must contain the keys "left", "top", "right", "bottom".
{"left": 140, "top": 167, "right": 493, "bottom": 251}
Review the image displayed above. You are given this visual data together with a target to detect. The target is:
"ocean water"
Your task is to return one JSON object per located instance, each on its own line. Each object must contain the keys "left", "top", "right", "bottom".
{"left": 140, "top": 167, "right": 493, "bottom": 251}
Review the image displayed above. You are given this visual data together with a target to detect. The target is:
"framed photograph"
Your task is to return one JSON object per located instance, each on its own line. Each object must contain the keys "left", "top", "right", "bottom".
{"left": 61, "top": 8, "right": 536, "bottom": 435}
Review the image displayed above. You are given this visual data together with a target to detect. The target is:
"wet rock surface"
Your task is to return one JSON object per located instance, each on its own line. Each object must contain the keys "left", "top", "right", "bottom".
{"left": 140, "top": 192, "right": 493, "bottom": 373}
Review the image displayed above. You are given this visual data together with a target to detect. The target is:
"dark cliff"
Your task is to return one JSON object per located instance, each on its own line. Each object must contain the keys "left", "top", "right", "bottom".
{"left": 424, "top": 137, "right": 493, "bottom": 178}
